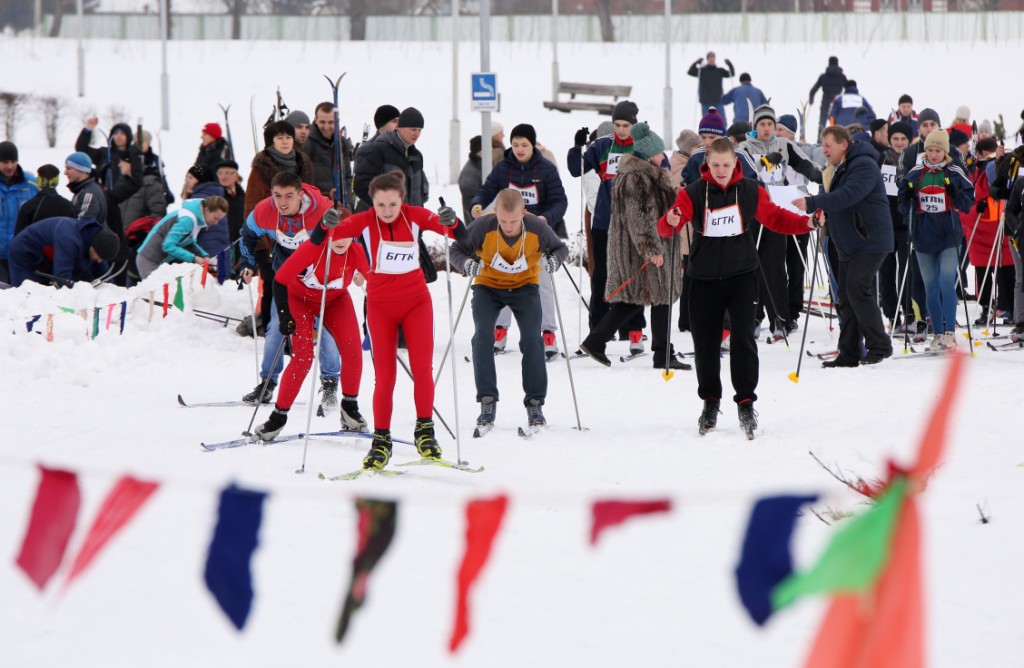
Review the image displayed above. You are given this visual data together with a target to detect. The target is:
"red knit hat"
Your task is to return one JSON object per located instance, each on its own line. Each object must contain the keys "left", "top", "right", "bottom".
{"left": 202, "top": 122, "right": 222, "bottom": 140}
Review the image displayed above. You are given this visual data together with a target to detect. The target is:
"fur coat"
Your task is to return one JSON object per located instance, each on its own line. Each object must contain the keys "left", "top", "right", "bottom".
{"left": 606, "top": 154, "right": 681, "bottom": 305}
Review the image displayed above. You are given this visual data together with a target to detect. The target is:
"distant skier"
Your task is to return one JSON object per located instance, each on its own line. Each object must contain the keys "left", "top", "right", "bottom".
{"left": 826, "top": 80, "right": 876, "bottom": 128}
{"left": 808, "top": 56, "right": 848, "bottom": 138}
{"left": 687, "top": 51, "right": 736, "bottom": 124}
{"left": 719, "top": 73, "right": 767, "bottom": 125}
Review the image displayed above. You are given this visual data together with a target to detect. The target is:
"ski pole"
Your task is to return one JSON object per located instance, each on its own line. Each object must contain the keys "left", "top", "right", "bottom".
{"left": 438, "top": 197, "right": 464, "bottom": 464}
{"left": 959, "top": 211, "right": 982, "bottom": 277}
{"left": 748, "top": 227, "right": 791, "bottom": 350}
{"left": 605, "top": 259, "right": 651, "bottom": 301}
{"left": 395, "top": 352, "right": 456, "bottom": 439}
{"left": 892, "top": 236, "right": 915, "bottom": 354}
{"left": 560, "top": 263, "right": 591, "bottom": 313}
{"left": 953, "top": 229, "right": 977, "bottom": 355}
{"left": 577, "top": 144, "right": 586, "bottom": 349}
{"left": 246, "top": 278, "right": 261, "bottom": 383}
{"left": 662, "top": 223, "right": 679, "bottom": 381}
{"left": 551, "top": 263, "right": 585, "bottom": 431}
{"left": 789, "top": 227, "right": 822, "bottom": 383}
{"left": 296, "top": 239, "right": 335, "bottom": 475}
{"left": 973, "top": 213, "right": 1000, "bottom": 336}
{"left": 433, "top": 277, "right": 471, "bottom": 388}
{"left": 984, "top": 213, "right": 1006, "bottom": 337}
{"left": 242, "top": 336, "right": 288, "bottom": 438}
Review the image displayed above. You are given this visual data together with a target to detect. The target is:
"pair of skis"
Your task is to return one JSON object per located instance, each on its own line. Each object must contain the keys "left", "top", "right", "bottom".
{"left": 319, "top": 457, "right": 483, "bottom": 481}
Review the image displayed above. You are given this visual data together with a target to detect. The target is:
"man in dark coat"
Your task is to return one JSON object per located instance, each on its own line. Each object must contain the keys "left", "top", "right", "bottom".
{"left": 687, "top": 51, "right": 736, "bottom": 123}
{"left": 458, "top": 135, "right": 483, "bottom": 224}
{"left": 74, "top": 118, "right": 143, "bottom": 201}
{"left": 794, "top": 126, "right": 894, "bottom": 367}
{"left": 8, "top": 217, "right": 119, "bottom": 287}
{"left": 353, "top": 107, "right": 429, "bottom": 210}
{"left": 808, "top": 56, "right": 848, "bottom": 138}
{"left": 195, "top": 123, "right": 233, "bottom": 173}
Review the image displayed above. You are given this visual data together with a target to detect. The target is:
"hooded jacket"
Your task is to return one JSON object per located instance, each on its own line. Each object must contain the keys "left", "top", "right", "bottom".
{"left": 138, "top": 198, "right": 211, "bottom": 266}
{"left": 241, "top": 182, "right": 332, "bottom": 271}
{"left": 7, "top": 216, "right": 107, "bottom": 287}
{"left": 0, "top": 165, "right": 38, "bottom": 260}
{"left": 897, "top": 159, "right": 975, "bottom": 255}
{"left": 739, "top": 133, "right": 822, "bottom": 186}
{"left": 720, "top": 83, "right": 768, "bottom": 123}
{"left": 826, "top": 86, "right": 877, "bottom": 127}
{"left": 470, "top": 147, "right": 569, "bottom": 237}
{"left": 804, "top": 141, "right": 894, "bottom": 261}
{"left": 74, "top": 123, "right": 143, "bottom": 198}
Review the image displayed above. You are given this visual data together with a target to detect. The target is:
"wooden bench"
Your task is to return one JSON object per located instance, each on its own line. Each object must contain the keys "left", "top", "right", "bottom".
{"left": 543, "top": 82, "right": 633, "bottom": 116}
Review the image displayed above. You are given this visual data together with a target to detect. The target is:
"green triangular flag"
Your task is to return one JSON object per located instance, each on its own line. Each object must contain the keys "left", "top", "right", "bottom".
{"left": 92, "top": 307, "right": 100, "bottom": 339}
{"left": 772, "top": 477, "right": 907, "bottom": 611}
{"left": 173, "top": 276, "right": 185, "bottom": 311}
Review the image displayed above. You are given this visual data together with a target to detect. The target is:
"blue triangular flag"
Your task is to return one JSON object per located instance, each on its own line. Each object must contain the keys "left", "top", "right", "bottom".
{"left": 204, "top": 484, "right": 267, "bottom": 630}
{"left": 26, "top": 315, "right": 41, "bottom": 332}
{"left": 217, "top": 249, "right": 230, "bottom": 285}
{"left": 735, "top": 494, "right": 818, "bottom": 626}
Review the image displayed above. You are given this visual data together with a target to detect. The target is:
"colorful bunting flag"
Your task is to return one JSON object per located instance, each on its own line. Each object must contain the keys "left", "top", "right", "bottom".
{"left": 62, "top": 475, "right": 159, "bottom": 590}
{"left": 735, "top": 494, "right": 819, "bottom": 625}
{"left": 15, "top": 466, "right": 81, "bottom": 590}
{"left": 148, "top": 291, "right": 155, "bottom": 322}
{"left": 336, "top": 498, "right": 398, "bottom": 643}
{"left": 162, "top": 284, "right": 169, "bottom": 317}
{"left": 217, "top": 249, "right": 229, "bottom": 284}
{"left": 106, "top": 303, "right": 114, "bottom": 331}
{"left": 590, "top": 499, "right": 673, "bottom": 546}
{"left": 119, "top": 301, "right": 127, "bottom": 334}
{"left": 45, "top": 314, "right": 54, "bottom": 341}
{"left": 174, "top": 276, "right": 185, "bottom": 311}
{"left": 449, "top": 495, "right": 508, "bottom": 654}
{"left": 91, "top": 307, "right": 100, "bottom": 339}
{"left": 204, "top": 484, "right": 267, "bottom": 631}
{"left": 25, "top": 315, "right": 40, "bottom": 332}
{"left": 200, "top": 262, "right": 209, "bottom": 288}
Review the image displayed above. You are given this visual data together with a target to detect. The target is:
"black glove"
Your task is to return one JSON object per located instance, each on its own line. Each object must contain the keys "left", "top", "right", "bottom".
{"left": 693, "top": 58, "right": 703, "bottom": 66}
{"left": 279, "top": 311, "right": 296, "bottom": 335}
{"left": 724, "top": 58, "right": 733, "bottom": 68}
{"left": 763, "top": 152, "right": 783, "bottom": 166}
{"left": 977, "top": 199, "right": 988, "bottom": 214}
{"left": 464, "top": 258, "right": 482, "bottom": 277}
{"left": 574, "top": 127, "right": 590, "bottom": 149}
{"left": 543, "top": 253, "right": 561, "bottom": 274}
{"left": 438, "top": 205, "right": 457, "bottom": 227}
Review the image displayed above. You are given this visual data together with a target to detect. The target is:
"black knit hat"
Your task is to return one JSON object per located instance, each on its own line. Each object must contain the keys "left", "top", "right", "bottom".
{"left": 373, "top": 104, "right": 400, "bottom": 130}
{"left": 888, "top": 121, "right": 913, "bottom": 141}
{"left": 91, "top": 228, "right": 120, "bottom": 262}
{"left": 510, "top": 123, "right": 537, "bottom": 147}
{"left": 949, "top": 128, "right": 970, "bottom": 148}
{"left": 612, "top": 100, "right": 639, "bottom": 124}
{"left": 726, "top": 121, "right": 751, "bottom": 138}
{"left": 898, "top": 93, "right": 913, "bottom": 105}
{"left": 214, "top": 159, "right": 239, "bottom": 171}
{"left": 397, "top": 107, "right": 424, "bottom": 129}
{"left": 976, "top": 137, "right": 998, "bottom": 154}
{"left": 188, "top": 163, "right": 215, "bottom": 183}
{"left": 263, "top": 120, "right": 295, "bottom": 148}
{"left": 828, "top": 55, "right": 839, "bottom": 66}
{"left": 469, "top": 135, "right": 482, "bottom": 154}
{"left": 0, "top": 141, "right": 17, "bottom": 162}
{"left": 869, "top": 118, "right": 888, "bottom": 134}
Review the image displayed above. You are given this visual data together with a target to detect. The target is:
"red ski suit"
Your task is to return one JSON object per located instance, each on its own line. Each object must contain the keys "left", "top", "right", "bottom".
{"left": 333, "top": 204, "right": 460, "bottom": 430}
{"left": 273, "top": 236, "right": 370, "bottom": 411}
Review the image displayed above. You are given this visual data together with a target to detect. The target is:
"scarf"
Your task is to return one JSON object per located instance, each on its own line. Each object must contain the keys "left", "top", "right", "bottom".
{"left": 267, "top": 147, "right": 298, "bottom": 173}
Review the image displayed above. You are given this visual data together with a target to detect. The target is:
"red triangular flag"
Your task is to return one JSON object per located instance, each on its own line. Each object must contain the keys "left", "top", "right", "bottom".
{"left": 448, "top": 495, "right": 508, "bottom": 654}
{"left": 61, "top": 475, "right": 159, "bottom": 590}
{"left": 590, "top": 499, "right": 673, "bottom": 545}
{"left": 162, "top": 284, "right": 169, "bottom": 317}
{"left": 15, "top": 466, "right": 81, "bottom": 590}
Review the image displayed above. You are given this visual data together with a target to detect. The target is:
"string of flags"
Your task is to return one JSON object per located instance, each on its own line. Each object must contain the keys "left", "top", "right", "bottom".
{"left": 10, "top": 355, "right": 965, "bottom": 660}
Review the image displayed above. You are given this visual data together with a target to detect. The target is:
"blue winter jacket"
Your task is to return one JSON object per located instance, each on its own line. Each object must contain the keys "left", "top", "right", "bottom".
{"left": 1, "top": 166, "right": 39, "bottom": 260}
{"left": 826, "top": 86, "right": 877, "bottom": 127}
{"left": 191, "top": 182, "right": 230, "bottom": 256}
{"left": 7, "top": 216, "right": 106, "bottom": 287}
{"left": 720, "top": 83, "right": 768, "bottom": 123}
{"left": 804, "top": 141, "right": 894, "bottom": 261}
{"left": 470, "top": 147, "right": 569, "bottom": 237}
{"left": 138, "top": 199, "right": 210, "bottom": 266}
{"left": 897, "top": 161, "right": 975, "bottom": 254}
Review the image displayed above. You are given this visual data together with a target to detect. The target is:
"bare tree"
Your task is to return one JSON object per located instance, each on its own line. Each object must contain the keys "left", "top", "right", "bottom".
{"left": 0, "top": 92, "right": 31, "bottom": 141}
{"left": 349, "top": 0, "right": 369, "bottom": 40}
{"left": 230, "top": 0, "right": 243, "bottom": 39}
{"left": 37, "top": 96, "right": 63, "bottom": 148}
{"left": 105, "top": 105, "right": 131, "bottom": 127}
{"left": 596, "top": 0, "right": 614, "bottom": 42}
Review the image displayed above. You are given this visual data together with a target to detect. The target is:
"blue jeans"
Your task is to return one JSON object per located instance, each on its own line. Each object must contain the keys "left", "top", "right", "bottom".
{"left": 262, "top": 302, "right": 340, "bottom": 382}
{"left": 916, "top": 247, "right": 959, "bottom": 334}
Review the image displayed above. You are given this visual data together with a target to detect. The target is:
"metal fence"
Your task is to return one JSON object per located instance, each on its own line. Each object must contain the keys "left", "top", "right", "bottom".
{"left": 43, "top": 11, "right": 1024, "bottom": 42}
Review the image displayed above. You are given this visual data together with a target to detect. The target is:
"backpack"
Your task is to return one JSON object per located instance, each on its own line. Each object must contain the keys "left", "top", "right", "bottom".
{"left": 124, "top": 216, "right": 161, "bottom": 249}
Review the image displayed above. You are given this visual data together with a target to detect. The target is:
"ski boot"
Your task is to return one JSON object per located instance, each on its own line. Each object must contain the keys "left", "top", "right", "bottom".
{"left": 698, "top": 399, "right": 720, "bottom": 435}
{"left": 526, "top": 398, "right": 546, "bottom": 427}
{"left": 493, "top": 326, "right": 508, "bottom": 354}
{"left": 340, "top": 395, "right": 368, "bottom": 432}
{"left": 362, "top": 430, "right": 393, "bottom": 471}
{"left": 767, "top": 318, "right": 786, "bottom": 343}
{"left": 413, "top": 418, "right": 443, "bottom": 460}
{"left": 254, "top": 408, "right": 288, "bottom": 441}
{"left": 737, "top": 399, "right": 758, "bottom": 440}
{"left": 911, "top": 320, "right": 929, "bottom": 344}
{"left": 242, "top": 378, "right": 276, "bottom": 404}
{"left": 475, "top": 396, "right": 496, "bottom": 435}
{"left": 579, "top": 342, "right": 612, "bottom": 367}
{"left": 543, "top": 330, "right": 559, "bottom": 360}
{"left": 319, "top": 377, "right": 338, "bottom": 411}
{"left": 1011, "top": 322, "right": 1024, "bottom": 344}
{"left": 628, "top": 330, "right": 645, "bottom": 355}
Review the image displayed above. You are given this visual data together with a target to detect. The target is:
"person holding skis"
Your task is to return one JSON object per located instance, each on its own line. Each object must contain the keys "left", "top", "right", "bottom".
{"left": 326, "top": 172, "right": 466, "bottom": 471}
{"left": 195, "top": 122, "right": 233, "bottom": 173}
{"left": 239, "top": 172, "right": 340, "bottom": 406}
{"left": 897, "top": 129, "right": 976, "bottom": 352}
{"left": 659, "top": 138, "right": 818, "bottom": 438}
{"left": 253, "top": 231, "right": 370, "bottom": 440}
{"left": 687, "top": 51, "right": 736, "bottom": 123}
{"left": 470, "top": 123, "right": 568, "bottom": 359}
{"left": 450, "top": 188, "right": 568, "bottom": 435}
{"left": 135, "top": 195, "right": 228, "bottom": 279}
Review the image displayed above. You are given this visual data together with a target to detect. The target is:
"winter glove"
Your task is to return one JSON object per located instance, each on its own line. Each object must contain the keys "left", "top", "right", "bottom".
{"left": 279, "top": 311, "right": 296, "bottom": 335}
{"left": 574, "top": 127, "right": 590, "bottom": 149}
{"left": 761, "top": 152, "right": 783, "bottom": 168}
{"left": 463, "top": 258, "right": 482, "bottom": 277}
{"left": 543, "top": 253, "right": 561, "bottom": 274}
{"left": 438, "top": 205, "right": 458, "bottom": 227}
{"left": 977, "top": 199, "right": 988, "bottom": 214}
{"left": 322, "top": 207, "right": 351, "bottom": 229}
{"left": 724, "top": 58, "right": 733, "bottom": 68}
{"left": 693, "top": 58, "right": 703, "bottom": 66}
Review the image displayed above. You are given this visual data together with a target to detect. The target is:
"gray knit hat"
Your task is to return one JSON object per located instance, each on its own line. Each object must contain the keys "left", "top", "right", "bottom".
{"left": 284, "top": 110, "right": 310, "bottom": 127}
{"left": 630, "top": 122, "right": 664, "bottom": 160}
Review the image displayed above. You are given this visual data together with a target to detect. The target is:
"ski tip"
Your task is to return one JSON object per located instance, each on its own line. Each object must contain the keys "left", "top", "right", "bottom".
{"left": 177, "top": 394, "right": 187, "bottom": 407}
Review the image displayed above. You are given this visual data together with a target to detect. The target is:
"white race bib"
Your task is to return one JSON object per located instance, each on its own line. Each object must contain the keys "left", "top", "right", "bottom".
{"left": 841, "top": 94, "right": 863, "bottom": 109}
{"left": 605, "top": 153, "right": 623, "bottom": 177}
{"left": 300, "top": 264, "right": 345, "bottom": 290}
{"left": 880, "top": 165, "right": 898, "bottom": 197}
{"left": 511, "top": 182, "right": 539, "bottom": 206}
{"left": 704, "top": 203, "right": 744, "bottom": 238}
{"left": 490, "top": 251, "right": 529, "bottom": 274}
{"left": 376, "top": 240, "right": 419, "bottom": 274}
{"left": 920, "top": 192, "right": 947, "bottom": 214}
{"left": 275, "top": 227, "right": 309, "bottom": 251}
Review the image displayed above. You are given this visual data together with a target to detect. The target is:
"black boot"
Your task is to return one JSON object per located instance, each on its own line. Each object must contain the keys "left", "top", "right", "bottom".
{"left": 738, "top": 399, "right": 758, "bottom": 439}
{"left": 254, "top": 407, "right": 288, "bottom": 441}
{"left": 242, "top": 378, "right": 276, "bottom": 404}
{"left": 413, "top": 418, "right": 443, "bottom": 460}
{"left": 340, "top": 395, "right": 367, "bottom": 432}
{"left": 579, "top": 342, "right": 612, "bottom": 367}
{"left": 698, "top": 399, "right": 720, "bottom": 435}
{"left": 362, "top": 429, "right": 393, "bottom": 470}
{"left": 319, "top": 377, "right": 338, "bottom": 410}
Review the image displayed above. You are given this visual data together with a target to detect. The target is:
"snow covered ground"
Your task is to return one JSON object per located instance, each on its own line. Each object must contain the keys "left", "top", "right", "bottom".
{"left": 2, "top": 35, "right": 1023, "bottom": 666}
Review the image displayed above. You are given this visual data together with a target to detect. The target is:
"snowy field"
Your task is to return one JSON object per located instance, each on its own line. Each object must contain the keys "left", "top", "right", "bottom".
{"left": 1, "top": 35, "right": 1023, "bottom": 666}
